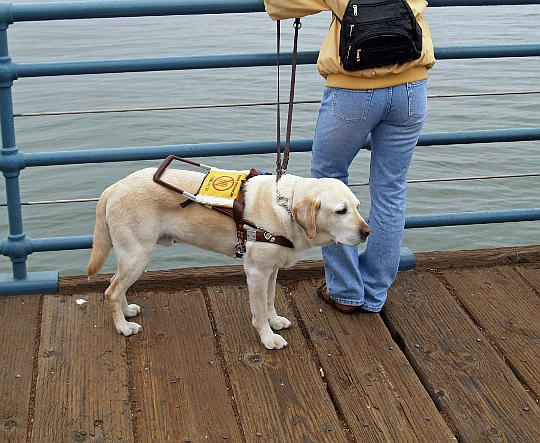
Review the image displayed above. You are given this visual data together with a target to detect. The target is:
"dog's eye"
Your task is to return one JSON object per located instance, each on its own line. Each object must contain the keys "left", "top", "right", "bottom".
{"left": 336, "top": 207, "right": 347, "bottom": 215}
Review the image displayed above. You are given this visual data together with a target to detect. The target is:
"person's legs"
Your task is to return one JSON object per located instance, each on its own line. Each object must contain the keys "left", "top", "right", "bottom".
{"left": 311, "top": 81, "right": 427, "bottom": 311}
{"left": 311, "top": 86, "right": 382, "bottom": 306}
{"left": 359, "top": 80, "right": 428, "bottom": 311}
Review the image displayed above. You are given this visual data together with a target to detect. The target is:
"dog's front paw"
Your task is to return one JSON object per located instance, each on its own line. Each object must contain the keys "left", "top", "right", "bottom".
{"left": 261, "top": 332, "right": 288, "bottom": 350}
{"left": 269, "top": 315, "right": 291, "bottom": 331}
{"left": 123, "top": 303, "right": 141, "bottom": 318}
{"left": 116, "top": 321, "right": 142, "bottom": 336}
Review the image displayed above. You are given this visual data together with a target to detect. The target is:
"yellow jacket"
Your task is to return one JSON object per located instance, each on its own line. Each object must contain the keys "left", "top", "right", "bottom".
{"left": 264, "top": 0, "right": 436, "bottom": 89}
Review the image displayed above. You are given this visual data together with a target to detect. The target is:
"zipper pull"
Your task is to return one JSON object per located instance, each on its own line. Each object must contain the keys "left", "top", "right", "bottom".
{"left": 357, "top": 49, "right": 361, "bottom": 61}
{"left": 350, "top": 24, "right": 354, "bottom": 36}
{"left": 353, "top": 4, "right": 358, "bottom": 16}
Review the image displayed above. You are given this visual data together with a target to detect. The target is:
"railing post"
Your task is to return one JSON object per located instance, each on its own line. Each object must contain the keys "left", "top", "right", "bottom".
{"left": 0, "top": 7, "right": 57, "bottom": 294}
{"left": 0, "top": 9, "right": 27, "bottom": 279}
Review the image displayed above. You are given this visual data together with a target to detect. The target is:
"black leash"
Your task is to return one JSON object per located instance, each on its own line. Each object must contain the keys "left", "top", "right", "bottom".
{"left": 276, "top": 18, "right": 301, "bottom": 182}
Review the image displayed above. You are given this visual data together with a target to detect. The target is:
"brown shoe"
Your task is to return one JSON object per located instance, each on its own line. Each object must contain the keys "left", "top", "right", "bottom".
{"left": 316, "top": 281, "right": 360, "bottom": 314}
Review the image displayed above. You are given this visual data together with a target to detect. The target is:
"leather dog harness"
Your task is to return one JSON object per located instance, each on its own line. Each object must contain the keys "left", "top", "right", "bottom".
{"left": 153, "top": 155, "right": 294, "bottom": 258}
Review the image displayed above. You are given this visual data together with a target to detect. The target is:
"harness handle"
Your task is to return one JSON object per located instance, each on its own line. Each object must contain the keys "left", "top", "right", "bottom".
{"left": 153, "top": 155, "right": 206, "bottom": 199}
{"left": 276, "top": 18, "right": 301, "bottom": 182}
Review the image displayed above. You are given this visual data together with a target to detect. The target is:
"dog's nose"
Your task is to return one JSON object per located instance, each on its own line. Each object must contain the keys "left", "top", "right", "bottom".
{"left": 360, "top": 224, "right": 371, "bottom": 242}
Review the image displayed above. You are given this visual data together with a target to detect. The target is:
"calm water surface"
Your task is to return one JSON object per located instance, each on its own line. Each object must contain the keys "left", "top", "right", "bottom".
{"left": 1, "top": 2, "right": 539, "bottom": 276}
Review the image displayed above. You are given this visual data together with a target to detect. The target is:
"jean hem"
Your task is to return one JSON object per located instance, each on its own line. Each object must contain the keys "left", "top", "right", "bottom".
{"left": 360, "top": 304, "right": 383, "bottom": 313}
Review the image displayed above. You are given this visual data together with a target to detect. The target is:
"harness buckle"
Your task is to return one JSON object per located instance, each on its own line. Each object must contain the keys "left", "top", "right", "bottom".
{"left": 263, "top": 230, "right": 276, "bottom": 243}
{"left": 246, "top": 229, "right": 257, "bottom": 242}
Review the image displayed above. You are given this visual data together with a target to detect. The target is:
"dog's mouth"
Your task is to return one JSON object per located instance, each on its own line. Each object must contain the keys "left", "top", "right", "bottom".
{"left": 336, "top": 238, "right": 366, "bottom": 247}
{"left": 336, "top": 228, "right": 370, "bottom": 246}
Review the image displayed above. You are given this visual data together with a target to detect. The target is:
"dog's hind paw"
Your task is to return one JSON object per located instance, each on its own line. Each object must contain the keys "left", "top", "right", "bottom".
{"left": 116, "top": 321, "right": 142, "bottom": 336}
{"left": 261, "top": 333, "right": 288, "bottom": 350}
{"left": 269, "top": 315, "right": 291, "bottom": 331}
{"left": 123, "top": 303, "right": 141, "bottom": 318}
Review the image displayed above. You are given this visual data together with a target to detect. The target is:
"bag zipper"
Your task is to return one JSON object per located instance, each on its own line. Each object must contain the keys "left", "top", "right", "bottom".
{"left": 349, "top": 29, "right": 414, "bottom": 47}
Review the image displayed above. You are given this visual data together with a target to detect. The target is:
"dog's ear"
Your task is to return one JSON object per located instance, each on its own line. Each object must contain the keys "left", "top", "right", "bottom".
{"left": 292, "top": 198, "right": 321, "bottom": 239}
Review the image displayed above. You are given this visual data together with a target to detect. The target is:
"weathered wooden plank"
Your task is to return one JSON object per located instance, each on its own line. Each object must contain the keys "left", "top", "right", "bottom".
{"left": 207, "top": 283, "right": 349, "bottom": 442}
{"left": 514, "top": 262, "right": 540, "bottom": 291}
{"left": 414, "top": 245, "right": 540, "bottom": 271}
{"left": 386, "top": 271, "right": 540, "bottom": 443}
{"left": 127, "top": 288, "right": 242, "bottom": 442}
{"left": 60, "top": 261, "right": 325, "bottom": 294}
{"left": 442, "top": 265, "right": 540, "bottom": 399}
{"left": 59, "top": 245, "right": 540, "bottom": 294}
{"left": 291, "top": 279, "right": 456, "bottom": 443}
{"left": 61, "top": 266, "right": 247, "bottom": 294}
{"left": 31, "top": 292, "right": 133, "bottom": 443}
{"left": 0, "top": 295, "right": 40, "bottom": 443}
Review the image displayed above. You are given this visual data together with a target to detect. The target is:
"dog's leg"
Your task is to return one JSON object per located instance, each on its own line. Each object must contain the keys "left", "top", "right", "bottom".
{"left": 108, "top": 272, "right": 140, "bottom": 318}
{"left": 121, "top": 293, "right": 141, "bottom": 318}
{"left": 266, "top": 268, "right": 291, "bottom": 331}
{"left": 244, "top": 264, "right": 288, "bottom": 350}
{"left": 106, "top": 243, "right": 155, "bottom": 336}
{"left": 105, "top": 281, "right": 141, "bottom": 336}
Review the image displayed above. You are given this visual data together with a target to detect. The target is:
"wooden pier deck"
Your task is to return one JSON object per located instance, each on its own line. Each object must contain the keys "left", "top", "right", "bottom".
{"left": 2, "top": 245, "right": 540, "bottom": 443}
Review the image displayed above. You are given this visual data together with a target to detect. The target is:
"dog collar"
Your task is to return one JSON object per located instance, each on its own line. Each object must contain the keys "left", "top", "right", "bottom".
{"left": 276, "top": 186, "right": 294, "bottom": 218}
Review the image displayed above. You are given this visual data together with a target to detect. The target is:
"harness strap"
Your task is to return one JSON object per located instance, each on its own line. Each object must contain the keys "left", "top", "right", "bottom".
{"left": 233, "top": 183, "right": 247, "bottom": 241}
{"left": 232, "top": 177, "right": 294, "bottom": 258}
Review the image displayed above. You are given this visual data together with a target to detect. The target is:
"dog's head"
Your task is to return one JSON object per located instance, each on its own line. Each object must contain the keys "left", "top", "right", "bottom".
{"left": 291, "top": 178, "right": 370, "bottom": 247}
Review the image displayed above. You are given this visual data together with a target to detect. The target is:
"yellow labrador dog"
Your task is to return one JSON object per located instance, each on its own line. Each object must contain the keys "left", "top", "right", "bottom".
{"left": 87, "top": 168, "right": 370, "bottom": 349}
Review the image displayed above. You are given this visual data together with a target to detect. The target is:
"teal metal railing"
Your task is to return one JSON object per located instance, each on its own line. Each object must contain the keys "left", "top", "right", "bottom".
{"left": 1, "top": 0, "right": 539, "bottom": 295}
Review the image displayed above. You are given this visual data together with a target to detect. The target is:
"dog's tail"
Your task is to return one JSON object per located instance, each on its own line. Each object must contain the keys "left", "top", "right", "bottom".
{"left": 87, "top": 190, "right": 112, "bottom": 279}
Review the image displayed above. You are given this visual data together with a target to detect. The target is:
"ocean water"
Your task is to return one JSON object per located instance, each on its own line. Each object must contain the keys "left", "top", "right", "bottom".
{"left": 1, "top": 2, "right": 539, "bottom": 276}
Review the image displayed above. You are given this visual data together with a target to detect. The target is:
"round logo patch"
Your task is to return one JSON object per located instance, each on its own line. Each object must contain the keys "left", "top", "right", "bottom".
{"left": 212, "top": 175, "right": 235, "bottom": 192}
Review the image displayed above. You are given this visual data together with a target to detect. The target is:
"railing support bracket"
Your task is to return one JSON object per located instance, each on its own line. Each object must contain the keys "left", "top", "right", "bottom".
{"left": 0, "top": 270, "right": 58, "bottom": 296}
{"left": 398, "top": 247, "right": 415, "bottom": 272}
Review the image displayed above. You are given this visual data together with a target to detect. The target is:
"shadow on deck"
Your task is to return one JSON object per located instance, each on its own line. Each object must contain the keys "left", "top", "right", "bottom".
{"left": 2, "top": 245, "right": 540, "bottom": 442}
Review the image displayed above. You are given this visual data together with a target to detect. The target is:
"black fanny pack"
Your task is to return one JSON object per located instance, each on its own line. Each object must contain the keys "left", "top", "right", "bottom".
{"left": 336, "top": 0, "right": 423, "bottom": 71}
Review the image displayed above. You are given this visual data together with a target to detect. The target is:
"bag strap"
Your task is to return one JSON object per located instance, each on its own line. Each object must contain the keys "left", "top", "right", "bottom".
{"left": 276, "top": 18, "right": 301, "bottom": 182}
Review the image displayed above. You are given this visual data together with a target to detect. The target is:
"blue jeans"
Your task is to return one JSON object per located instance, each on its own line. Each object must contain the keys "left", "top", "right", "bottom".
{"left": 311, "top": 81, "right": 428, "bottom": 311}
